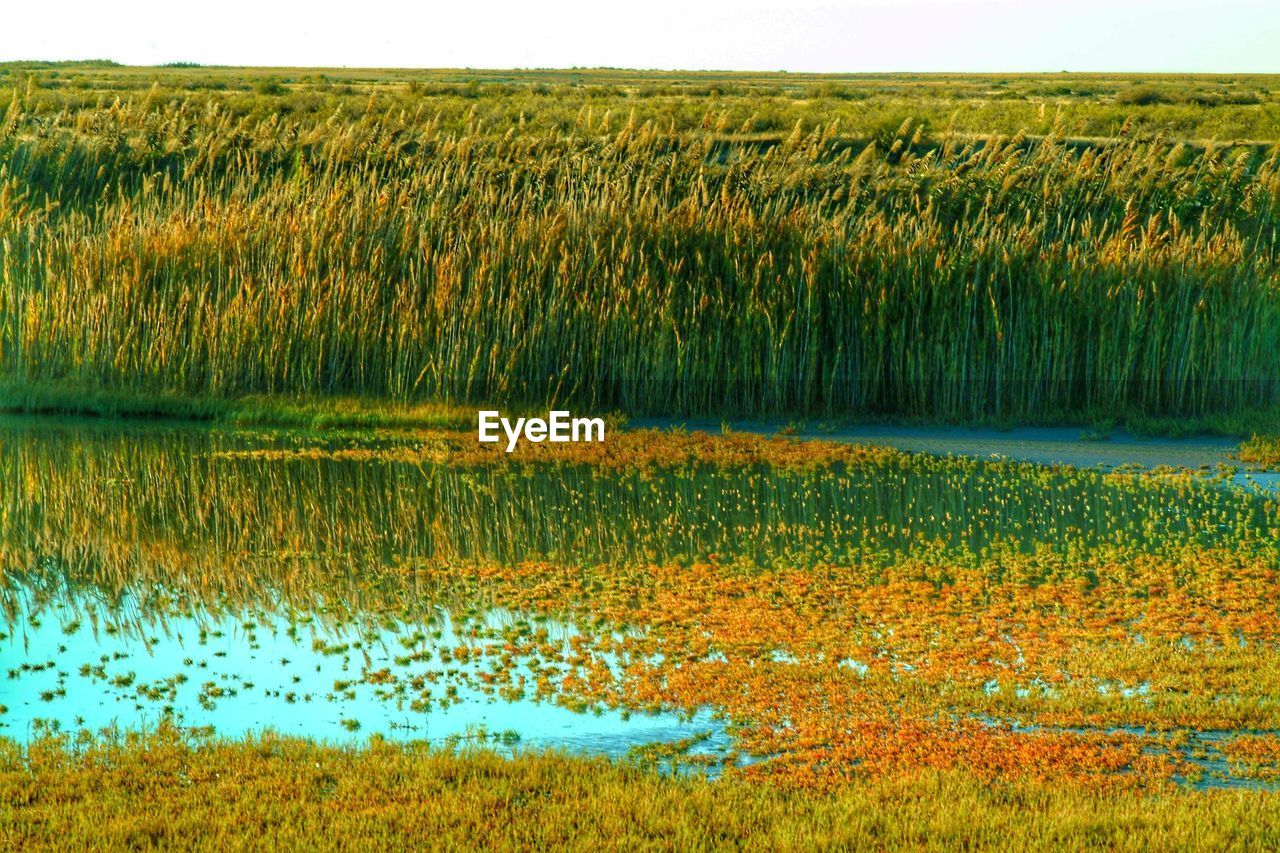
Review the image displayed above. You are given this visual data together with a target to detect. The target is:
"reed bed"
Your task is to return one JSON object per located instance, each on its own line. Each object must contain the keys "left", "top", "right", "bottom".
{"left": 2, "top": 94, "right": 1279, "bottom": 418}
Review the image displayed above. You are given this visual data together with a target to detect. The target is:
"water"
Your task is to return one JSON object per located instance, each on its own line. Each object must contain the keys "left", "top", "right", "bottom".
{"left": 3, "top": 418, "right": 1275, "bottom": 591}
{"left": 3, "top": 589, "right": 727, "bottom": 758}
{"left": 2, "top": 416, "right": 1278, "bottom": 785}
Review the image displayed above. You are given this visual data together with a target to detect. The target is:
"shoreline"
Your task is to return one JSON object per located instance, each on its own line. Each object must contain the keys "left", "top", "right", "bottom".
{"left": 3, "top": 401, "right": 1276, "bottom": 485}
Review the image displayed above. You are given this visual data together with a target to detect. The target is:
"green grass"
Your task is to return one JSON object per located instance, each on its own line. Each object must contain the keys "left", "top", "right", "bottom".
{"left": 3, "top": 730, "right": 1279, "bottom": 850}
{"left": 4, "top": 380, "right": 1276, "bottom": 443}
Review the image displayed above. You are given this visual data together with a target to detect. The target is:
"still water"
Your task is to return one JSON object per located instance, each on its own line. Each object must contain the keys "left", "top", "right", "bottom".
{"left": 2, "top": 417, "right": 1277, "bottom": 771}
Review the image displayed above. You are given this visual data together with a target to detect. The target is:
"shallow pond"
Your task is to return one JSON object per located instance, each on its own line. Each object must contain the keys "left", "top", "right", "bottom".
{"left": 2, "top": 416, "right": 1279, "bottom": 785}
{"left": 3, "top": 588, "right": 728, "bottom": 758}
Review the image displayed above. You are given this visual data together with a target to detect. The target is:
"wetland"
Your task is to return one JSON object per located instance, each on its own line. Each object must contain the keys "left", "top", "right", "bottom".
{"left": 3, "top": 63, "right": 1280, "bottom": 848}
{"left": 4, "top": 416, "right": 1280, "bottom": 793}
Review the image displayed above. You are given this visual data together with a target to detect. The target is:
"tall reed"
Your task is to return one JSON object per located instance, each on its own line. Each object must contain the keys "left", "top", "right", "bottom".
{"left": 2, "top": 96, "right": 1278, "bottom": 418}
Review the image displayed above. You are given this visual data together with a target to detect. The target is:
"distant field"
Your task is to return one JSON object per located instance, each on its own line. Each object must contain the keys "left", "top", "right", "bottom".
{"left": 1, "top": 63, "right": 1278, "bottom": 424}
{"left": 4, "top": 62, "right": 1280, "bottom": 140}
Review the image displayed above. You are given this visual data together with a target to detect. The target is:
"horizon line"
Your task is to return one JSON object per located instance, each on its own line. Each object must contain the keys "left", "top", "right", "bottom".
{"left": 3, "top": 60, "right": 1280, "bottom": 77}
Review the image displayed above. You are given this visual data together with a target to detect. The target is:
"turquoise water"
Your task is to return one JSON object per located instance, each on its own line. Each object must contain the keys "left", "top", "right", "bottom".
{"left": 2, "top": 588, "right": 728, "bottom": 757}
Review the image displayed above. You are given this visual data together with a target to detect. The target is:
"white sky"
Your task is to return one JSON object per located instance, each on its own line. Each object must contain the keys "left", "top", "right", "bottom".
{"left": 2, "top": 0, "right": 1277, "bottom": 73}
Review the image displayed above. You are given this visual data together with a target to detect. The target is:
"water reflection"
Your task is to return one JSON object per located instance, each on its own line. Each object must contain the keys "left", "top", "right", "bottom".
{"left": 2, "top": 418, "right": 1275, "bottom": 612}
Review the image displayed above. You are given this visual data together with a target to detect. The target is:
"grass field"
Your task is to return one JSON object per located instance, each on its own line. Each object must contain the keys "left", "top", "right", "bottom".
{"left": 6, "top": 730, "right": 1280, "bottom": 850}
{"left": 2, "top": 65, "right": 1280, "bottom": 847}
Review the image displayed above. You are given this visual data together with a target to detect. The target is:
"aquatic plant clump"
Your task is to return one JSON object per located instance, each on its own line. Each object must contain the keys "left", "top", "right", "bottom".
{"left": 1241, "top": 434, "right": 1280, "bottom": 469}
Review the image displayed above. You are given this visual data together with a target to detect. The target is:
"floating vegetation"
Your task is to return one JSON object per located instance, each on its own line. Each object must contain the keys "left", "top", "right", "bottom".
{"left": 3, "top": 422, "right": 1277, "bottom": 600}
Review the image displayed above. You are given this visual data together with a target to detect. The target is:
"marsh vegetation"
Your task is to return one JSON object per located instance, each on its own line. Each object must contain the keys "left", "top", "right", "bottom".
{"left": 1, "top": 66, "right": 1279, "bottom": 422}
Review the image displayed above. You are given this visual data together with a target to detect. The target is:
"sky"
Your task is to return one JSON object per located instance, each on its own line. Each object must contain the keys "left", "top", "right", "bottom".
{"left": 2, "top": 0, "right": 1278, "bottom": 74}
